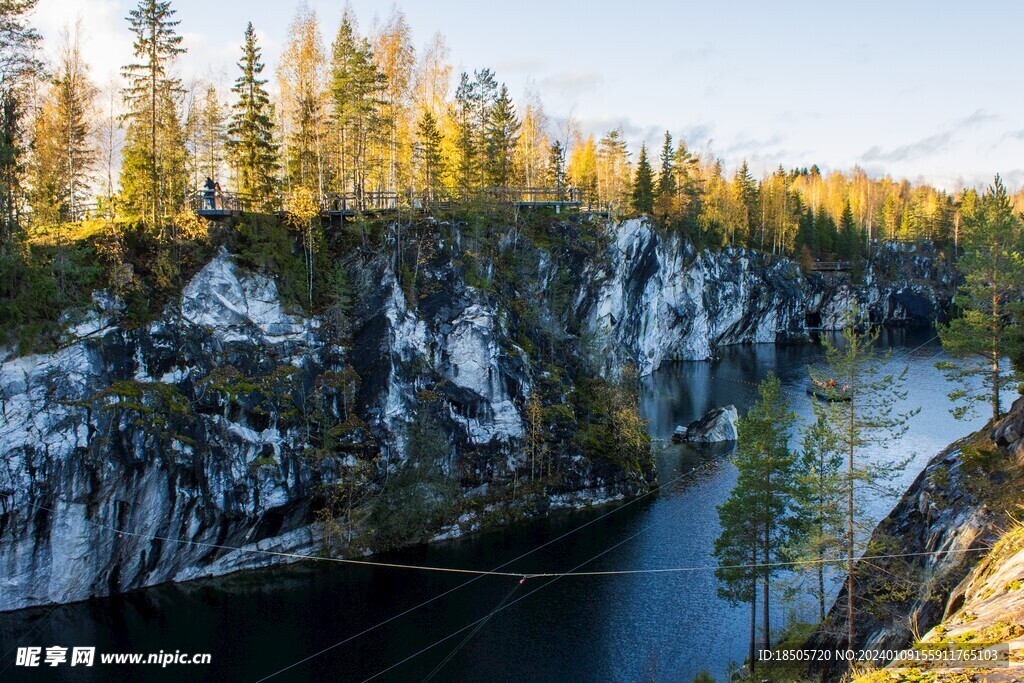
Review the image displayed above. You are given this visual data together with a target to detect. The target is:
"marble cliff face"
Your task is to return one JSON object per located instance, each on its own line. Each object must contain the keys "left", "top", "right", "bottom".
{"left": 0, "top": 218, "right": 951, "bottom": 610}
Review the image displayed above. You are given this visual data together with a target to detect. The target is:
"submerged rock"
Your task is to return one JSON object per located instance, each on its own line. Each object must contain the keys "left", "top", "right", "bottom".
{"left": 677, "top": 406, "right": 739, "bottom": 443}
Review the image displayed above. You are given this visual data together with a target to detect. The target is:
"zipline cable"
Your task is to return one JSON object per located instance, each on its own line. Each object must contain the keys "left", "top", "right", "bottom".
{"left": 5, "top": 469, "right": 680, "bottom": 679}
{"left": 358, "top": 492, "right": 993, "bottom": 681}
{"left": 257, "top": 453, "right": 730, "bottom": 681}
{"left": 358, "top": 482, "right": 696, "bottom": 683}
{"left": 419, "top": 580, "right": 521, "bottom": 683}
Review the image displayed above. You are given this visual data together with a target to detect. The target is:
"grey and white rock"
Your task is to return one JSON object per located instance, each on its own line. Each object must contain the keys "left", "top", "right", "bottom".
{"left": 580, "top": 219, "right": 951, "bottom": 376}
{"left": 679, "top": 405, "right": 739, "bottom": 443}
{"left": 0, "top": 217, "right": 952, "bottom": 612}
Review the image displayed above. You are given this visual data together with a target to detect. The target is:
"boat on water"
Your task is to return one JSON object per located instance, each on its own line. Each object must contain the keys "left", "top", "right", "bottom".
{"left": 807, "top": 380, "right": 852, "bottom": 401}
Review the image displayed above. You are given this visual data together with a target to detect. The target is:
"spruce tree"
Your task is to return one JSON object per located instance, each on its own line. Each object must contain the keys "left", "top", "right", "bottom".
{"left": 673, "top": 140, "right": 701, "bottom": 228}
{"left": 227, "top": 22, "right": 278, "bottom": 209}
{"left": 937, "top": 175, "right": 1024, "bottom": 421}
{"left": 813, "top": 208, "right": 835, "bottom": 254}
{"left": 596, "top": 128, "right": 630, "bottom": 210}
{"left": 451, "top": 69, "right": 497, "bottom": 191}
{"left": 654, "top": 130, "right": 676, "bottom": 218}
{"left": 196, "top": 84, "right": 226, "bottom": 182}
{"left": 734, "top": 160, "right": 758, "bottom": 240}
{"left": 120, "top": 0, "right": 186, "bottom": 230}
{"left": 796, "top": 207, "right": 817, "bottom": 258}
{"left": 483, "top": 84, "right": 519, "bottom": 187}
{"left": 838, "top": 200, "right": 860, "bottom": 260}
{"left": 414, "top": 110, "right": 444, "bottom": 200}
{"left": 546, "top": 139, "right": 566, "bottom": 193}
{"left": 452, "top": 72, "right": 477, "bottom": 191}
{"left": 655, "top": 131, "right": 675, "bottom": 197}
{"left": 630, "top": 143, "right": 654, "bottom": 215}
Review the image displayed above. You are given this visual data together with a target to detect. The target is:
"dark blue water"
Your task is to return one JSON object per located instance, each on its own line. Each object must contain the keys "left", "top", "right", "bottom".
{"left": 0, "top": 330, "right": 984, "bottom": 682}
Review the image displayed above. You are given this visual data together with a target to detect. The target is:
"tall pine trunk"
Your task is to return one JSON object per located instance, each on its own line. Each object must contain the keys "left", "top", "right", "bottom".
{"left": 847, "top": 372, "right": 856, "bottom": 652}
{"left": 749, "top": 544, "right": 758, "bottom": 673}
{"left": 763, "top": 480, "right": 771, "bottom": 650}
{"left": 818, "top": 451, "right": 827, "bottom": 622}
{"left": 992, "top": 261, "right": 1001, "bottom": 421}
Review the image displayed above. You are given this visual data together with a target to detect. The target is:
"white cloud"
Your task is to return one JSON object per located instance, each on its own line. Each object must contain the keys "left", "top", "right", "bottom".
{"left": 35, "top": 0, "right": 133, "bottom": 82}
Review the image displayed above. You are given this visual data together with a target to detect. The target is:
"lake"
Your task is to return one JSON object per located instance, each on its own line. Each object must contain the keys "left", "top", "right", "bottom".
{"left": 0, "top": 329, "right": 985, "bottom": 682}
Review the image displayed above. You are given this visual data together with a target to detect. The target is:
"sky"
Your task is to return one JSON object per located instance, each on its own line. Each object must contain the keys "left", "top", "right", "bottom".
{"left": 33, "top": 0, "right": 1024, "bottom": 191}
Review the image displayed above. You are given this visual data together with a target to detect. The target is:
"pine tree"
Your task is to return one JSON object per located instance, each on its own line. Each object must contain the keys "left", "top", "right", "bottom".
{"left": 793, "top": 409, "right": 845, "bottom": 622}
{"left": 414, "top": 110, "right": 444, "bottom": 200}
{"left": 329, "top": 11, "right": 382, "bottom": 201}
{"left": 596, "top": 127, "right": 630, "bottom": 211}
{"left": 714, "top": 480, "right": 761, "bottom": 671}
{"left": 451, "top": 69, "right": 497, "bottom": 191}
{"left": 227, "top": 22, "right": 278, "bottom": 209}
{"left": 937, "top": 175, "right": 1024, "bottom": 421}
{"left": 714, "top": 372, "right": 797, "bottom": 662}
{"left": 483, "top": 84, "right": 518, "bottom": 187}
{"left": 812, "top": 305, "right": 917, "bottom": 651}
{"left": 630, "top": 143, "right": 654, "bottom": 215}
{"left": 196, "top": 83, "right": 226, "bottom": 182}
{"left": 120, "top": 0, "right": 186, "bottom": 230}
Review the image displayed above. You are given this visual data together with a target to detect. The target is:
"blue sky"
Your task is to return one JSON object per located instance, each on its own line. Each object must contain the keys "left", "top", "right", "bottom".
{"left": 37, "top": 0, "right": 1024, "bottom": 190}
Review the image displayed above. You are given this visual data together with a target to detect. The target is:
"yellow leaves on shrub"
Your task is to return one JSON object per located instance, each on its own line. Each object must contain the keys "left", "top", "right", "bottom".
{"left": 173, "top": 209, "right": 210, "bottom": 241}
{"left": 285, "top": 187, "right": 319, "bottom": 228}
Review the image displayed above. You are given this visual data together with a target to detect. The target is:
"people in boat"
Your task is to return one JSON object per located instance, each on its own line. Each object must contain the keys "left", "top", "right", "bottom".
{"left": 812, "top": 378, "right": 849, "bottom": 393}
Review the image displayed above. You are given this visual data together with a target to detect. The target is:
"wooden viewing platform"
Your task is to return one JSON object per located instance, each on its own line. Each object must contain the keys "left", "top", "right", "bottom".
{"left": 809, "top": 261, "right": 850, "bottom": 272}
{"left": 187, "top": 191, "right": 250, "bottom": 218}
{"left": 188, "top": 186, "right": 584, "bottom": 221}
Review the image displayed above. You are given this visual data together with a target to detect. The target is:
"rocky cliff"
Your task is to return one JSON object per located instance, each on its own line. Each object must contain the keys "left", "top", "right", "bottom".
{"left": 582, "top": 220, "right": 951, "bottom": 375}
{"left": 809, "top": 397, "right": 1024, "bottom": 679}
{"left": 0, "top": 216, "right": 951, "bottom": 611}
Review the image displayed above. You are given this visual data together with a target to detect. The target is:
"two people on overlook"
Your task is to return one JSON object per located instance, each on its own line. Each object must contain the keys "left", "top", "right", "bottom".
{"left": 203, "top": 177, "right": 223, "bottom": 210}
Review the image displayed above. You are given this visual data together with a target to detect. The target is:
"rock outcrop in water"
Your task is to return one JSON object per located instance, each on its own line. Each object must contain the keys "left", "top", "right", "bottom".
{"left": 0, "top": 217, "right": 952, "bottom": 611}
{"left": 672, "top": 405, "right": 739, "bottom": 443}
